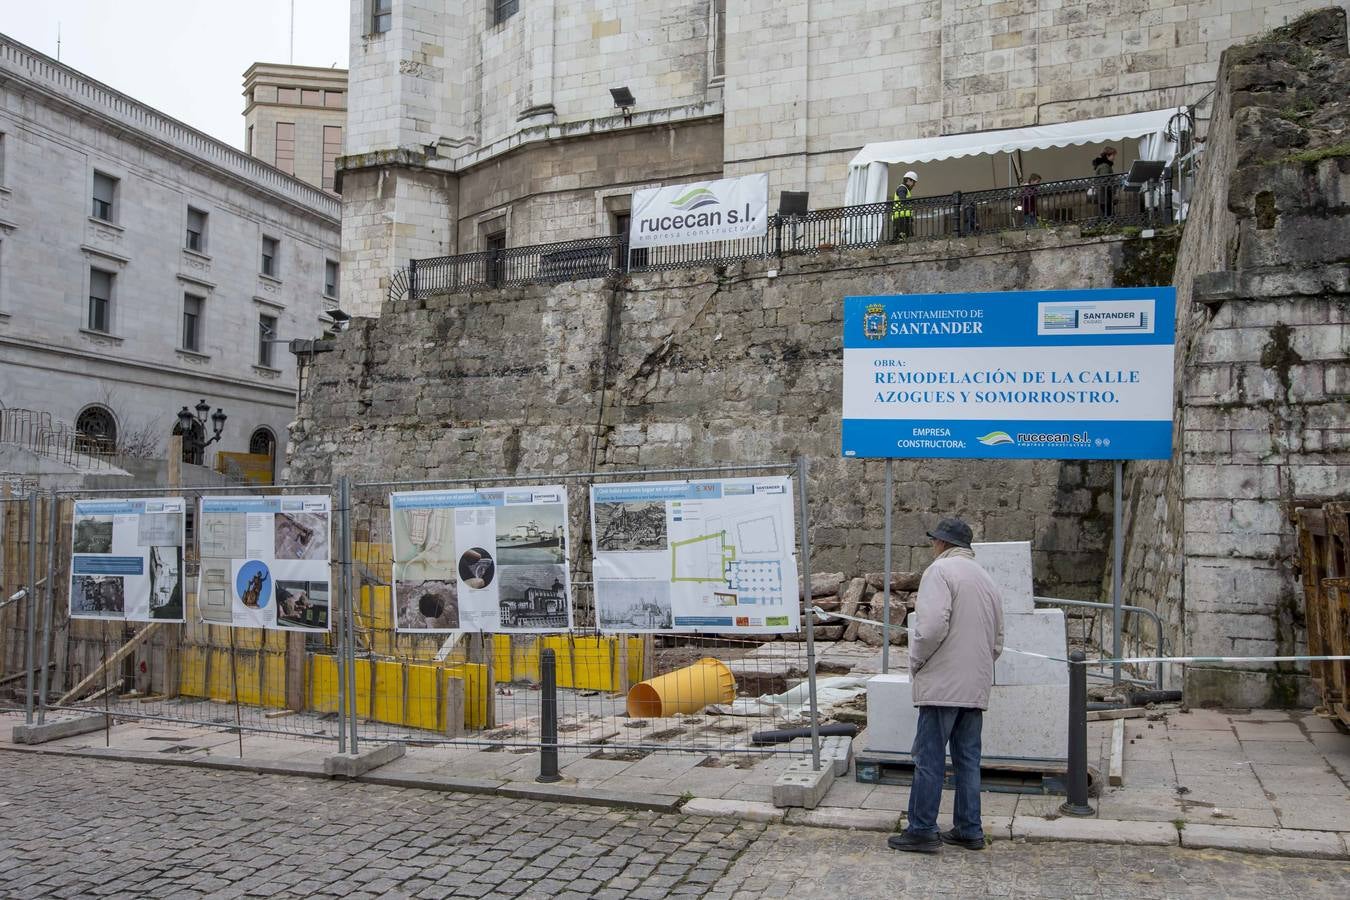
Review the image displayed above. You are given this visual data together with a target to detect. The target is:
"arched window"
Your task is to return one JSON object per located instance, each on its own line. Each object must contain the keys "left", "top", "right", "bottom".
{"left": 249, "top": 427, "right": 276, "bottom": 459}
{"left": 75, "top": 405, "right": 117, "bottom": 453}
{"left": 172, "top": 419, "right": 205, "bottom": 466}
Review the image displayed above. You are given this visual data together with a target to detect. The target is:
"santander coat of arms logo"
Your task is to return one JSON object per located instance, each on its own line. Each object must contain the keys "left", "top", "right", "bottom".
{"left": 863, "top": 302, "right": 887, "bottom": 340}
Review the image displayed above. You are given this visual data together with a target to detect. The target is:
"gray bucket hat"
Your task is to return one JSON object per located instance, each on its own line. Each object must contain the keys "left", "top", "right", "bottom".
{"left": 926, "top": 516, "right": 973, "bottom": 549}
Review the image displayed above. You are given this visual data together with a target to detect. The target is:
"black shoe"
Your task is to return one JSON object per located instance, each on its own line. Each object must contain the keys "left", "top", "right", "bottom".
{"left": 940, "top": 829, "right": 985, "bottom": 850}
{"left": 887, "top": 831, "right": 941, "bottom": 854}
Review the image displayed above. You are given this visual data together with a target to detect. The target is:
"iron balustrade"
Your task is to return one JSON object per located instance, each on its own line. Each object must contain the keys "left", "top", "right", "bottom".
{"left": 392, "top": 173, "right": 1171, "bottom": 302}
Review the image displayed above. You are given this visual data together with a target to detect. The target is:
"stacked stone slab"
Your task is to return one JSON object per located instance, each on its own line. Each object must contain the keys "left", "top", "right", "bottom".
{"left": 865, "top": 541, "right": 1068, "bottom": 762}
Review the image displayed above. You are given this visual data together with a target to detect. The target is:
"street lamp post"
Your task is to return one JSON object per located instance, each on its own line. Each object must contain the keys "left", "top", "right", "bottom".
{"left": 177, "top": 398, "right": 227, "bottom": 465}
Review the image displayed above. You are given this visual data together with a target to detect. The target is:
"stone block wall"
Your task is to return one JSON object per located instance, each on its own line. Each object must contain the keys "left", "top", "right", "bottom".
{"left": 1119, "top": 8, "right": 1349, "bottom": 706}
{"left": 290, "top": 227, "right": 1156, "bottom": 597}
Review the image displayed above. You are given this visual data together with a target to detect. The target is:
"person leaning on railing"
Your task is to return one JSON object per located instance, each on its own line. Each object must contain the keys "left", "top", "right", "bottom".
{"left": 1091, "top": 147, "right": 1117, "bottom": 220}
{"left": 890, "top": 171, "right": 918, "bottom": 242}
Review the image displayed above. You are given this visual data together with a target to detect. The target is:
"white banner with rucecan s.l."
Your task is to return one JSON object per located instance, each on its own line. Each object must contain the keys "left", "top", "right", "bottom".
{"left": 629, "top": 174, "right": 769, "bottom": 248}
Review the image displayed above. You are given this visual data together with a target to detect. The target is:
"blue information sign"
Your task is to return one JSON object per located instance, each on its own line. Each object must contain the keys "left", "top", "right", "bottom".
{"left": 842, "top": 287, "right": 1176, "bottom": 460}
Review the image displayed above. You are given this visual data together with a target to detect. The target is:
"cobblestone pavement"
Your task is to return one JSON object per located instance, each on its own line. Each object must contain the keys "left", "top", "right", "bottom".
{"left": 2, "top": 754, "right": 1347, "bottom": 899}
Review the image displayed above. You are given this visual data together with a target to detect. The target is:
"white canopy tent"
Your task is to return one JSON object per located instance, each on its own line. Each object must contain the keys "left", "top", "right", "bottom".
{"left": 843, "top": 108, "right": 1186, "bottom": 207}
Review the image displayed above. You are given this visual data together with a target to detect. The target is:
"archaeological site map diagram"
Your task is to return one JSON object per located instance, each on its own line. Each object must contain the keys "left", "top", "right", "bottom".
{"left": 590, "top": 477, "right": 799, "bottom": 634}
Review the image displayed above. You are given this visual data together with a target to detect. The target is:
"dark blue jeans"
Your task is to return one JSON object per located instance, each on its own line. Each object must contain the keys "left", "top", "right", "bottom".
{"left": 905, "top": 705, "right": 984, "bottom": 839}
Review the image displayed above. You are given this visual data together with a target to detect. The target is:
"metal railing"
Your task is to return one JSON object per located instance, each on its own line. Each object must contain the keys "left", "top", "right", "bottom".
{"left": 393, "top": 173, "right": 1173, "bottom": 302}
{"left": 1035, "top": 595, "right": 1169, "bottom": 690}
{"left": 0, "top": 408, "right": 118, "bottom": 471}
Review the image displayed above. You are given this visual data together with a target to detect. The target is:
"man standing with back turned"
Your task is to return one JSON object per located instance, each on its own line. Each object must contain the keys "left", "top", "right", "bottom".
{"left": 888, "top": 517, "right": 1004, "bottom": 854}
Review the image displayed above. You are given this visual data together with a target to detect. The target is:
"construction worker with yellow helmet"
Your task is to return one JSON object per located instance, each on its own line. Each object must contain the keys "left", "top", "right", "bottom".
{"left": 892, "top": 171, "right": 918, "bottom": 241}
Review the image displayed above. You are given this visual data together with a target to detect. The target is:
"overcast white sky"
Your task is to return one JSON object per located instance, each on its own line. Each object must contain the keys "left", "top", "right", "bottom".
{"left": 2, "top": 0, "right": 349, "bottom": 149}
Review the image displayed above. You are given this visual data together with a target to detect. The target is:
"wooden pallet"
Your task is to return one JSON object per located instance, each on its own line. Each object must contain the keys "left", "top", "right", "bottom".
{"left": 854, "top": 747, "right": 1078, "bottom": 795}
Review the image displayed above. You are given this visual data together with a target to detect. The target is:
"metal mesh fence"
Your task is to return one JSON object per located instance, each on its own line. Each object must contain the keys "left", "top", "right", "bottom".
{"left": 347, "top": 464, "right": 819, "bottom": 756}
{"left": 34, "top": 483, "right": 346, "bottom": 745}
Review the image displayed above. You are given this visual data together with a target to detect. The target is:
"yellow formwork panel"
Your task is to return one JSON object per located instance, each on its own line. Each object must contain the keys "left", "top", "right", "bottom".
{"left": 445, "top": 663, "right": 489, "bottom": 729}
{"left": 511, "top": 636, "right": 541, "bottom": 684}
{"left": 180, "top": 646, "right": 207, "bottom": 698}
{"left": 234, "top": 653, "right": 262, "bottom": 706}
{"left": 405, "top": 663, "right": 440, "bottom": 731}
{"left": 626, "top": 637, "right": 644, "bottom": 686}
{"left": 353, "top": 540, "right": 393, "bottom": 566}
{"left": 372, "top": 660, "right": 404, "bottom": 726}
{"left": 309, "top": 654, "right": 340, "bottom": 713}
{"left": 353, "top": 658, "right": 373, "bottom": 717}
{"left": 361, "top": 585, "right": 395, "bottom": 658}
{"left": 207, "top": 648, "right": 234, "bottom": 701}
{"left": 260, "top": 652, "right": 288, "bottom": 708}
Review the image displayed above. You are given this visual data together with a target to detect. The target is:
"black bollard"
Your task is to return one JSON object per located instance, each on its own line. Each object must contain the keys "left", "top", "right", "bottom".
{"left": 538, "top": 648, "right": 562, "bottom": 784}
{"left": 1060, "top": 649, "right": 1094, "bottom": 816}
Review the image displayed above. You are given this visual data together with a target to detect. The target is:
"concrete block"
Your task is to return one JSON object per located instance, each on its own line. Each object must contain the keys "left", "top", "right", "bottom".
{"left": 1180, "top": 824, "right": 1347, "bottom": 859}
{"left": 996, "top": 609, "right": 1069, "bottom": 685}
{"left": 10, "top": 715, "right": 106, "bottom": 745}
{"left": 867, "top": 674, "right": 1068, "bottom": 761}
{"left": 821, "top": 734, "right": 853, "bottom": 777}
{"left": 682, "top": 798, "right": 785, "bottom": 823}
{"left": 1013, "top": 817, "right": 1178, "bottom": 846}
{"left": 772, "top": 757, "right": 836, "bottom": 809}
{"left": 784, "top": 806, "right": 898, "bottom": 831}
{"left": 323, "top": 742, "right": 405, "bottom": 778}
{"left": 972, "top": 540, "right": 1034, "bottom": 614}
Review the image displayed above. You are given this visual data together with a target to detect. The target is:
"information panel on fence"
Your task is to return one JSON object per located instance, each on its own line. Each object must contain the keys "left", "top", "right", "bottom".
{"left": 589, "top": 477, "right": 799, "bottom": 634}
{"left": 70, "top": 497, "right": 185, "bottom": 622}
{"left": 390, "top": 486, "right": 572, "bottom": 633}
{"left": 196, "top": 495, "right": 332, "bottom": 632}
{"left": 628, "top": 173, "right": 768, "bottom": 248}
{"left": 841, "top": 287, "right": 1177, "bottom": 460}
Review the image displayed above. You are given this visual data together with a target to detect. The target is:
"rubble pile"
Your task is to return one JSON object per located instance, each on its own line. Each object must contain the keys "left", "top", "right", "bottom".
{"left": 795, "top": 570, "right": 918, "bottom": 646}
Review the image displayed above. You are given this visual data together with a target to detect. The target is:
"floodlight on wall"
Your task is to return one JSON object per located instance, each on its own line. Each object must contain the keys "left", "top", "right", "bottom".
{"left": 610, "top": 86, "right": 636, "bottom": 123}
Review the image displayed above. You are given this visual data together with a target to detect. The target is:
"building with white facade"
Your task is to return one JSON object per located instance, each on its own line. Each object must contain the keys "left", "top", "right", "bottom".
{"left": 338, "top": 0, "right": 1346, "bottom": 316}
{"left": 0, "top": 35, "right": 342, "bottom": 481}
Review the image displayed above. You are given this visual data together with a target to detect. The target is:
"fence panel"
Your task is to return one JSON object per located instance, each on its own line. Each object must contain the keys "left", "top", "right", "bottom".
{"left": 347, "top": 463, "right": 820, "bottom": 757}
{"left": 37, "top": 482, "right": 345, "bottom": 744}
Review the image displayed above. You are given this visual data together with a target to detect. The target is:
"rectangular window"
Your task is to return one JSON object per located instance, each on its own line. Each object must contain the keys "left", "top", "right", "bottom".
{"left": 182, "top": 294, "right": 203, "bottom": 351}
{"left": 261, "top": 236, "right": 279, "bottom": 277}
{"left": 712, "top": 0, "right": 727, "bottom": 80}
{"left": 324, "top": 90, "right": 345, "bottom": 109}
{"left": 322, "top": 125, "right": 342, "bottom": 191}
{"left": 0, "top": 133, "right": 6, "bottom": 185}
{"left": 88, "top": 269, "right": 112, "bottom": 332}
{"left": 373, "top": 0, "right": 392, "bottom": 33}
{"left": 92, "top": 172, "right": 117, "bottom": 221}
{"left": 275, "top": 122, "right": 295, "bottom": 175}
{"left": 492, "top": 0, "right": 519, "bottom": 26}
{"left": 324, "top": 259, "right": 339, "bottom": 298}
{"left": 186, "top": 207, "right": 207, "bottom": 253}
{"left": 277, "top": 87, "right": 300, "bottom": 105}
{"left": 246, "top": 125, "right": 254, "bottom": 155}
{"left": 258, "top": 314, "right": 277, "bottom": 367}
{"left": 302, "top": 89, "right": 322, "bottom": 106}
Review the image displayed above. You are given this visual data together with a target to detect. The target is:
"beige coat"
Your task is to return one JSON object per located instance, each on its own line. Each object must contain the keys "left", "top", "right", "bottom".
{"left": 909, "top": 547, "right": 1005, "bottom": 709}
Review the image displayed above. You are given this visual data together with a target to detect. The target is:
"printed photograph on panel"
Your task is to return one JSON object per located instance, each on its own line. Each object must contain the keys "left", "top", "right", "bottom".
{"left": 497, "top": 565, "right": 568, "bottom": 629}
{"left": 495, "top": 504, "right": 566, "bottom": 565}
{"left": 395, "top": 579, "right": 459, "bottom": 630}
{"left": 594, "top": 501, "right": 668, "bottom": 552}
{"left": 148, "top": 545, "right": 183, "bottom": 620}
{"left": 71, "top": 574, "right": 125, "bottom": 617}
{"left": 276, "top": 580, "right": 330, "bottom": 630}
{"left": 137, "top": 512, "right": 182, "bottom": 547}
{"left": 72, "top": 516, "right": 114, "bottom": 554}
{"left": 198, "top": 559, "right": 233, "bottom": 623}
{"left": 596, "top": 580, "right": 672, "bottom": 630}
{"left": 274, "top": 511, "right": 329, "bottom": 560}
{"left": 393, "top": 506, "right": 456, "bottom": 581}
{"left": 458, "top": 547, "right": 496, "bottom": 589}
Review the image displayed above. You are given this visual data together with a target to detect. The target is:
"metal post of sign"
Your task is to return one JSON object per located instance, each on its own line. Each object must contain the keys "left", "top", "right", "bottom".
{"left": 23, "top": 491, "right": 38, "bottom": 725}
{"left": 882, "top": 459, "right": 893, "bottom": 673}
{"left": 38, "top": 489, "right": 59, "bottom": 724}
{"left": 339, "top": 476, "right": 359, "bottom": 754}
{"left": 1112, "top": 460, "right": 1124, "bottom": 686}
{"left": 796, "top": 456, "right": 821, "bottom": 772}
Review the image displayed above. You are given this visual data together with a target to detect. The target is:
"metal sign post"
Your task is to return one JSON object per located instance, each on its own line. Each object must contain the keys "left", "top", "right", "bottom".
{"left": 882, "top": 459, "right": 893, "bottom": 673}
{"left": 1112, "top": 460, "right": 1124, "bottom": 685}
{"left": 796, "top": 456, "right": 822, "bottom": 772}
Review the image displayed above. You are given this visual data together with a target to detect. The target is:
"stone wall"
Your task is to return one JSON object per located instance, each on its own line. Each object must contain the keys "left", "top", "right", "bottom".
{"left": 1119, "top": 8, "right": 1349, "bottom": 706}
{"left": 290, "top": 228, "right": 1159, "bottom": 597}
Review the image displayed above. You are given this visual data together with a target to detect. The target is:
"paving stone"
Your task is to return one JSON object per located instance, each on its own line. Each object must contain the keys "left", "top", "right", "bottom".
{"left": 1180, "top": 824, "right": 1347, "bottom": 859}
